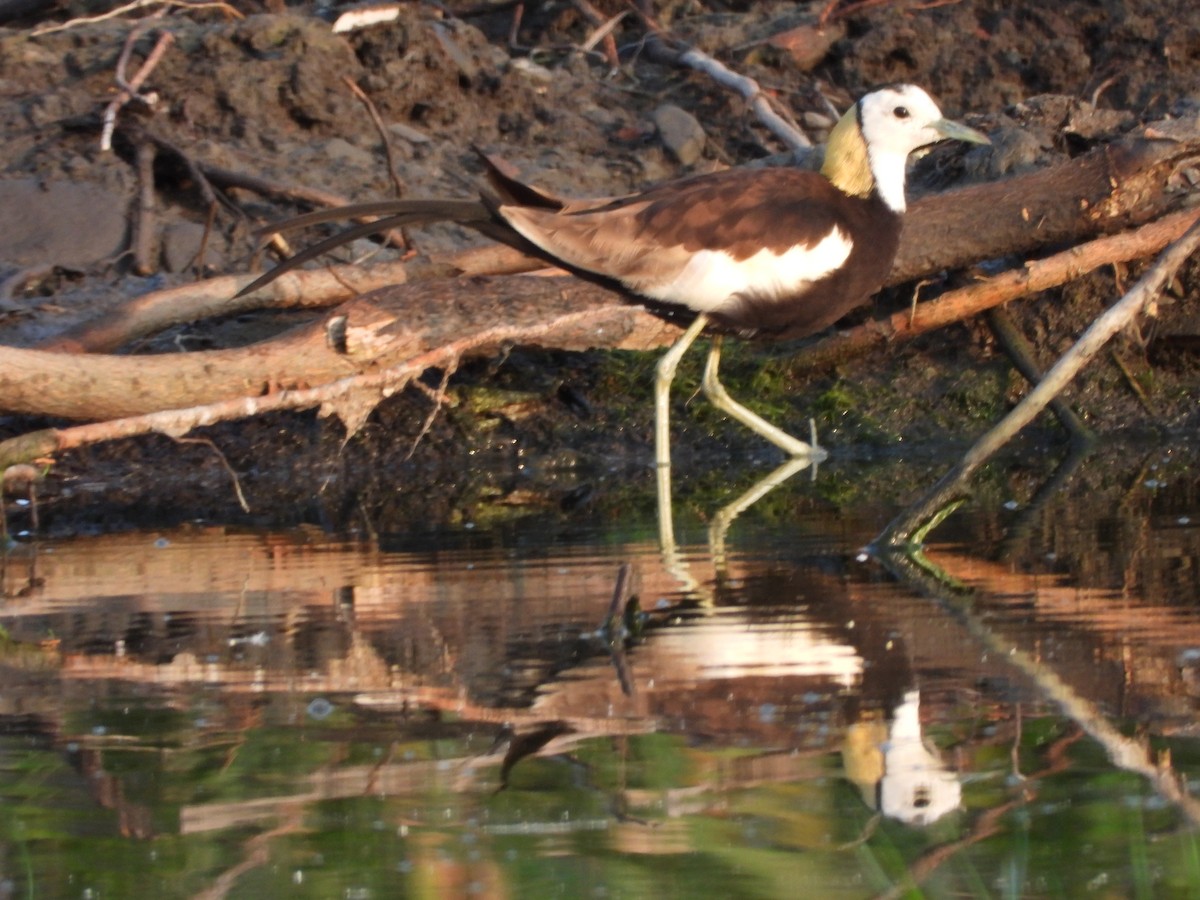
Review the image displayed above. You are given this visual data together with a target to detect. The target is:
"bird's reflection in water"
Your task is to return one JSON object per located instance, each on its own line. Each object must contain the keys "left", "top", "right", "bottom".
{"left": 653, "top": 455, "right": 962, "bottom": 826}
{"left": 844, "top": 689, "right": 962, "bottom": 825}
{"left": 656, "top": 453, "right": 821, "bottom": 604}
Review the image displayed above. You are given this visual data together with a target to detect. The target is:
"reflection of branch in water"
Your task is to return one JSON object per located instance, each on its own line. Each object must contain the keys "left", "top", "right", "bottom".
{"left": 876, "top": 548, "right": 1200, "bottom": 826}
{"left": 193, "top": 804, "right": 305, "bottom": 900}
{"left": 1, "top": 530, "right": 44, "bottom": 603}
{"left": 995, "top": 437, "right": 1094, "bottom": 561}
{"left": 875, "top": 727, "right": 1085, "bottom": 900}
{"left": 495, "top": 721, "right": 574, "bottom": 792}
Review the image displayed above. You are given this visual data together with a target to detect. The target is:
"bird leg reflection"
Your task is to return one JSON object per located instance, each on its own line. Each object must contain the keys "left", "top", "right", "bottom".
{"left": 658, "top": 454, "right": 820, "bottom": 604}
{"left": 707, "top": 455, "right": 821, "bottom": 571}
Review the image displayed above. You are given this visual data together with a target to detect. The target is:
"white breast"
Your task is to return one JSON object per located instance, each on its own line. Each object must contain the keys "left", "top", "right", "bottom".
{"left": 637, "top": 227, "right": 853, "bottom": 311}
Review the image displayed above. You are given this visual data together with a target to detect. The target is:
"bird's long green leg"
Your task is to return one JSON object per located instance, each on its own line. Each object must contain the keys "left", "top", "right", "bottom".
{"left": 655, "top": 313, "right": 710, "bottom": 469}
{"left": 701, "top": 336, "right": 829, "bottom": 460}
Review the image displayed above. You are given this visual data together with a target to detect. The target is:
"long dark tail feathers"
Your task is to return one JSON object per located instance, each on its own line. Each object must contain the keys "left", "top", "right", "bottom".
{"left": 472, "top": 146, "right": 566, "bottom": 210}
{"left": 252, "top": 199, "right": 492, "bottom": 239}
{"left": 236, "top": 199, "right": 498, "bottom": 298}
{"left": 236, "top": 155, "right": 564, "bottom": 299}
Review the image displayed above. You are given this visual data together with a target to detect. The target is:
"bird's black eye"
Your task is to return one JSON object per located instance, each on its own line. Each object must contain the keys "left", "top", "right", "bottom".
{"left": 894, "top": 106, "right": 910, "bottom": 119}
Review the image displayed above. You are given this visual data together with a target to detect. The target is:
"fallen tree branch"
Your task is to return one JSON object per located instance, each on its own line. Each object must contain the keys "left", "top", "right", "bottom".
{"left": 894, "top": 136, "right": 1196, "bottom": 283}
{"left": 35, "top": 247, "right": 545, "bottom": 354}
{"left": 36, "top": 262, "right": 417, "bottom": 354}
{"left": 3, "top": 123, "right": 1195, "bottom": 449}
{"left": 794, "top": 205, "right": 1200, "bottom": 372}
{"left": 1, "top": 276, "right": 674, "bottom": 422}
{"left": 0, "top": 293, "right": 677, "bottom": 469}
{"left": 8, "top": 206, "right": 1198, "bottom": 422}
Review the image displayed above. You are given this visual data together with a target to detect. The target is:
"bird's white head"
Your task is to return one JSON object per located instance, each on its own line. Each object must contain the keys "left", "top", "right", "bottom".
{"left": 823, "top": 84, "right": 990, "bottom": 213}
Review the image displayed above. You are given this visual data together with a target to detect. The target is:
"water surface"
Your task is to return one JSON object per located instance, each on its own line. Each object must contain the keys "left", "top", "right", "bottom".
{"left": 3, "top": 440, "right": 1200, "bottom": 898}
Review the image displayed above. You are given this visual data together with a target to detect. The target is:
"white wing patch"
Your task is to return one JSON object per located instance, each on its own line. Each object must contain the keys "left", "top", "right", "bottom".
{"left": 639, "top": 227, "right": 853, "bottom": 311}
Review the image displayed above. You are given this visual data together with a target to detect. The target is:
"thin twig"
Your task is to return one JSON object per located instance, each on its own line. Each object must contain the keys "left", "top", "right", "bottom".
{"left": 191, "top": 200, "right": 219, "bottom": 275}
{"left": 101, "top": 26, "right": 174, "bottom": 152}
{"left": 173, "top": 436, "right": 250, "bottom": 512}
{"left": 342, "top": 77, "right": 406, "bottom": 200}
{"left": 132, "top": 139, "right": 158, "bottom": 275}
{"left": 32, "top": 0, "right": 239, "bottom": 35}
{"left": 985, "top": 306, "right": 1093, "bottom": 443}
{"left": 624, "top": 1, "right": 810, "bottom": 150}
{"left": 404, "top": 358, "right": 457, "bottom": 460}
{"left": 1109, "top": 347, "right": 1159, "bottom": 415}
{"left": 342, "top": 77, "right": 410, "bottom": 252}
{"left": 570, "top": 0, "right": 621, "bottom": 69}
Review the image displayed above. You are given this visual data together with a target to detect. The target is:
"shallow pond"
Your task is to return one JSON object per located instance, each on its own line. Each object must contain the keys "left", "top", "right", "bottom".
{"left": 3, "top": 438, "right": 1200, "bottom": 898}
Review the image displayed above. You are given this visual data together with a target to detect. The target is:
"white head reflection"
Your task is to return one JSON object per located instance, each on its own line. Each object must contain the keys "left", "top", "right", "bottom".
{"left": 844, "top": 689, "right": 962, "bottom": 825}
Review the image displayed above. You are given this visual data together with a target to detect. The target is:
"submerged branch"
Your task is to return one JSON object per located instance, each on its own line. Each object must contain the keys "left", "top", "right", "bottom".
{"left": 876, "top": 212, "right": 1200, "bottom": 547}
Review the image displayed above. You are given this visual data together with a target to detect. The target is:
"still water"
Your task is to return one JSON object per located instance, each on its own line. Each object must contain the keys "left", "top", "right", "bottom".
{"left": 3, "top": 439, "right": 1200, "bottom": 898}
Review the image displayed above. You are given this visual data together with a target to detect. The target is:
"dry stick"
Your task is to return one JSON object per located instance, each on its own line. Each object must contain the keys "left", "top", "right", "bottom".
{"left": 342, "top": 77, "right": 406, "bottom": 201}
{"left": 342, "top": 77, "right": 410, "bottom": 251}
{"left": 570, "top": 0, "right": 621, "bottom": 68}
{"left": 404, "top": 361, "right": 456, "bottom": 460}
{"left": 3, "top": 307, "right": 621, "bottom": 469}
{"left": 794, "top": 206, "right": 1200, "bottom": 373}
{"left": 985, "top": 306, "right": 1092, "bottom": 444}
{"left": 627, "top": 1, "right": 811, "bottom": 151}
{"left": 579, "top": 9, "right": 627, "bottom": 59}
{"left": 876, "top": 213, "right": 1200, "bottom": 548}
{"left": 192, "top": 200, "right": 219, "bottom": 274}
{"left": 100, "top": 26, "right": 174, "bottom": 152}
{"left": 35, "top": 263, "right": 415, "bottom": 354}
{"left": 30, "top": 0, "right": 240, "bottom": 35}
{"left": 172, "top": 436, "right": 250, "bottom": 512}
{"left": 676, "top": 48, "right": 811, "bottom": 151}
{"left": 33, "top": 243, "right": 542, "bottom": 354}
{"left": 132, "top": 140, "right": 159, "bottom": 275}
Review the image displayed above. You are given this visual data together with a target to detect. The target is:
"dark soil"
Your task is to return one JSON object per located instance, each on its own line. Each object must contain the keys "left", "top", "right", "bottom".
{"left": 0, "top": 0, "right": 1198, "bottom": 535}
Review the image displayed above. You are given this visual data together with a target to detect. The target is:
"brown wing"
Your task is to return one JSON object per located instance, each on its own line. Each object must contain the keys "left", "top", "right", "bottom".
{"left": 496, "top": 168, "right": 850, "bottom": 297}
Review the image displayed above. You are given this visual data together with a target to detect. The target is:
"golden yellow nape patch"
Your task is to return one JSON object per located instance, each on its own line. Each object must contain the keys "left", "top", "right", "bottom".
{"left": 821, "top": 106, "right": 874, "bottom": 198}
